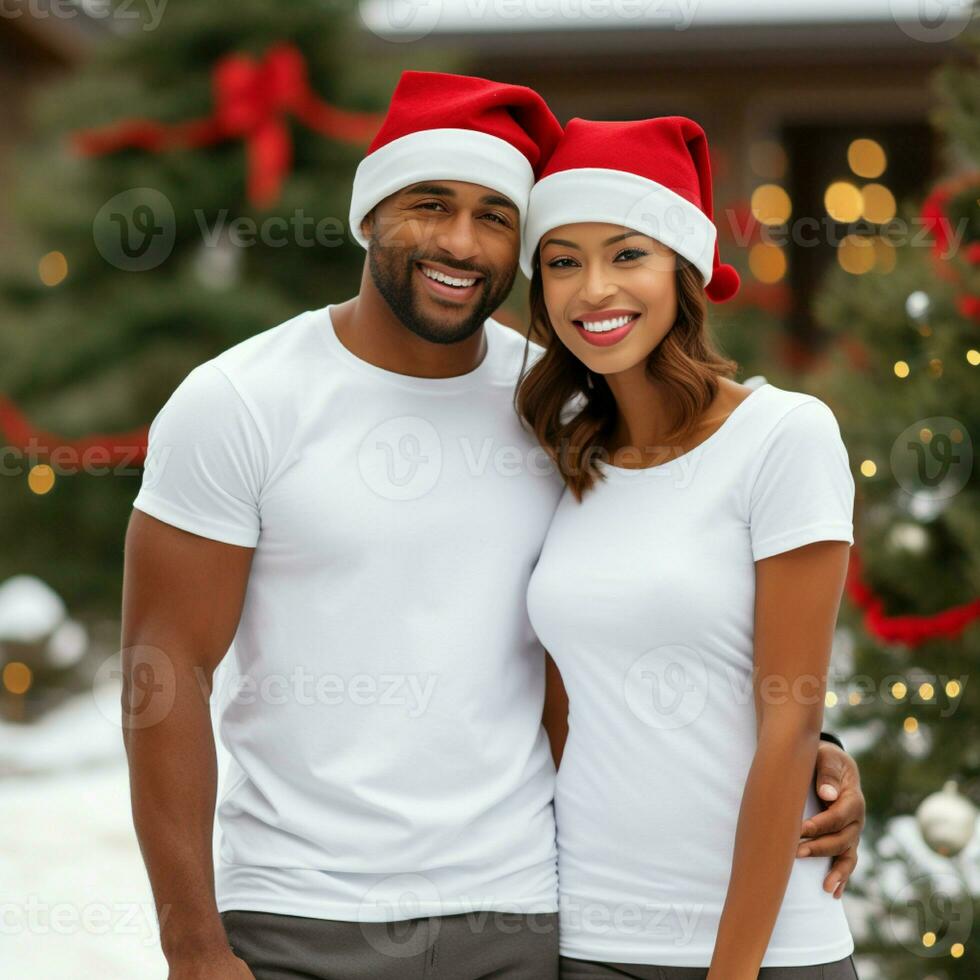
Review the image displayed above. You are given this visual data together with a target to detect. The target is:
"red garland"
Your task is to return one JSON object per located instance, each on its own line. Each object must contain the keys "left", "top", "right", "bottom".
{"left": 920, "top": 173, "right": 980, "bottom": 315}
{"left": 957, "top": 294, "right": 980, "bottom": 322}
{"left": 920, "top": 182, "right": 958, "bottom": 267}
{"left": 0, "top": 395, "right": 148, "bottom": 469}
{"left": 70, "top": 42, "right": 382, "bottom": 207}
{"left": 846, "top": 548, "right": 980, "bottom": 647}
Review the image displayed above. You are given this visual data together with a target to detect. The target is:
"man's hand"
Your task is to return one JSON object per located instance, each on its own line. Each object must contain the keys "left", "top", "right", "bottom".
{"left": 797, "top": 740, "right": 864, "bottom": 898}
{"left": 168, "top": 950, "right": 255, "bottom": 979}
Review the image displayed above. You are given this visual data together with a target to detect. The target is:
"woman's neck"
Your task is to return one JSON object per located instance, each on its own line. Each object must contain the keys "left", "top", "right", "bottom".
{"left": 602, "top": 369, "right": 745, "bottom": 467}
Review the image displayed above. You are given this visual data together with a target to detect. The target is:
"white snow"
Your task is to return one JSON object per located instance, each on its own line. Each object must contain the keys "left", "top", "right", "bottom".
{"left": 359, "top": 0, "right": 974, "bottom": 36}
{"left": 0, "top": 575, "right": 65, "bottom": 643}
{"left": 0, "top": 761, "right": 168, "bottom": 978}
{"left": 0, "top": 676, "right": 232, "bottom": 978}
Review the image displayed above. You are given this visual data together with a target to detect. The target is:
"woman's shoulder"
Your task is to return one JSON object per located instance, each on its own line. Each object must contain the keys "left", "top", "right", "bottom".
{"left": 765, "top": 385, "right": 841, "bottom": 429}
{"left": 733, "top": 380, "right": 842, "bottom": 435}
{"left": 741, "top": 384, "right": 850, "bottom": 492}
{"left": 714, "top": 381, "right": 848, "bottom": 482}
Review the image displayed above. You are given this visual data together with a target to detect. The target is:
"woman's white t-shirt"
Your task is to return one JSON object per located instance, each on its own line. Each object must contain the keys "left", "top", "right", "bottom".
{"left": 526, "top": 382, "right": 857, "bottom": 967}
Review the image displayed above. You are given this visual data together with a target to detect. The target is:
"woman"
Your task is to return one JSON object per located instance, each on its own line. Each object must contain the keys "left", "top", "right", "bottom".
{"left": 517, "top": 116, "right": 860, "bottom": 979}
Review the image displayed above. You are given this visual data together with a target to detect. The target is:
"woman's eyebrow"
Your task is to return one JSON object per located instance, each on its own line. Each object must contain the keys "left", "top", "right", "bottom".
{"left": 542, "top": 237, "right": 580, "bottom": 250}
{"left": 603, "top": 231, "right": 646, "bottom": 246}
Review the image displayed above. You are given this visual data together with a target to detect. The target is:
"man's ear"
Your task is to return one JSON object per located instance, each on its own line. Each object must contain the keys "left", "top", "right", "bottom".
{"left": 360, "top": 207, "right": 375, "bottom": 242}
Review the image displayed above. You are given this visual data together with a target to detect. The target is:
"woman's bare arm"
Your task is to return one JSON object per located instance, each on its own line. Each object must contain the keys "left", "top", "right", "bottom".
{"left": 706, "top": 539, "right": 851, "bottom": 980}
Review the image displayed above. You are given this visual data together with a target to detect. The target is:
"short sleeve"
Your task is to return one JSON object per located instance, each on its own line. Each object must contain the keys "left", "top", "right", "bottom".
{"left": 132, "top": 363, "right": 266, "bottom": 547}
{"left": 748, "top": 398, "right": 855, "bottom": 562}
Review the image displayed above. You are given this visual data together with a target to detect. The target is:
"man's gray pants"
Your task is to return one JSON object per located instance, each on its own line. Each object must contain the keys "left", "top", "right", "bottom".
{"left": 220, "top": 908, "right": 560, "bottom": 979}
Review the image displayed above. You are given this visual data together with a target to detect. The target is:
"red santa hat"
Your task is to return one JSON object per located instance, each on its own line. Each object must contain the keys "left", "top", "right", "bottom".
{"left": 522, "top": 116, "right": 740, "bottom": 303}
{"left": 349, "top": 71, "right": 562, "bottom": 249}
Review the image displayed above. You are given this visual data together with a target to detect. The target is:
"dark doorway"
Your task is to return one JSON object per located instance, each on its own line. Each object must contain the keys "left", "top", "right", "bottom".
{"left": 781, "top": 121, "right": 937, "bottom": 346}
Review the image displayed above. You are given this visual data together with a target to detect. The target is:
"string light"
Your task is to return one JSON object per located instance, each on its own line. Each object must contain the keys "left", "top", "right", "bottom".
{"left": 2, "top": 662, "right": 32, "bottom": 695}
{"left": 861, "top": 184, "right": 896, "bottom": 223}
{"left": 748, "top": 243, "right": 787, "bottom": 283}
{"left": 825, "top": 181, "right": 863, "bottom": 222}
{"left": 847, "top": 138, "right": 887, "bottom": 179}
{"left": 838, "top": 235, "right": 875, "bottom": 275}
{"left": 751, "top": 184, "right": 792, "bottom": 225}
{"left": 38, "top": 251, "right": 68, "bottom": 287}
{"left": 28, "top": 464, "right": 55, "bottom": 495}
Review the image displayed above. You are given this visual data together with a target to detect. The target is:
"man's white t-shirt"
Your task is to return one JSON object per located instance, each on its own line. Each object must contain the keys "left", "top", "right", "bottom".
{"left": 526, "top": 382, "right": 857, "bottom": 967}
{"left": 132, "top": 303, "right": 565, "bottom": 921}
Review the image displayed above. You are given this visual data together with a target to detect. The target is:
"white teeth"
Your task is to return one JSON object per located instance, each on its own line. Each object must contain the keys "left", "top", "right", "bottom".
{"left": 420, "top": 265, "right": 477, "bottom": 288}
{"left": 577, "top": 314, "right": 635, "bottom": 333}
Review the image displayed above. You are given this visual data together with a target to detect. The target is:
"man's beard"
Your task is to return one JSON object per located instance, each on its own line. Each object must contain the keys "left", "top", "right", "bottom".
{"left": 368, "top": 240, "right": 516, "bottom": 346}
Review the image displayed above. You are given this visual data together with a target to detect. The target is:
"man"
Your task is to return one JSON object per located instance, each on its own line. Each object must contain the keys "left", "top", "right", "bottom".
{"left": 122, "top": 71, "right": 864, "bottom": 980}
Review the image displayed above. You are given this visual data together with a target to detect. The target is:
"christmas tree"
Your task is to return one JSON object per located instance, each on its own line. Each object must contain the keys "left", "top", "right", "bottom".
{"left": 806, "top": 10, "right": 980, "bottom": 977}
{"left": 0, "top": 0, "right": 422, "bottom": 718}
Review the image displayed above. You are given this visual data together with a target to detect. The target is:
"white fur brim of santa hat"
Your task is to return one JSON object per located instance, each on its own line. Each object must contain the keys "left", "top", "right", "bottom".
{"left": 521, "top": 166, "right": 717, "bottom": 282}
{"left": 519, "top": 115, "right": 741, "bottom": 302}
{"left": 349, "top": 127, "right": 535, "bottom": 249}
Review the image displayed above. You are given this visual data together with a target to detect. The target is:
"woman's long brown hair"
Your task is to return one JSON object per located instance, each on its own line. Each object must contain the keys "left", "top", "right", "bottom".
{"left": 514, "top": 248, "right": 739, "bottom": 501}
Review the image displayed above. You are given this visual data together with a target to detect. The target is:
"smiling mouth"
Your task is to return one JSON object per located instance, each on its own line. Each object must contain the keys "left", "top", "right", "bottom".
{"left": 416, "top": 262, "right": 482, "bottom": 290}
{"left": 571, "top": 311, "right": 641, "bottom": 348}
{"left": 572, "top": 312, "right": 640, "bottom": 334}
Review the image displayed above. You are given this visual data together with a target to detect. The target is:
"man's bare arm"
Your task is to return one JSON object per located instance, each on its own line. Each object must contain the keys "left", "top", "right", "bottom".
{"left": 121, "top": 510, "right": 256, "bottom": 978}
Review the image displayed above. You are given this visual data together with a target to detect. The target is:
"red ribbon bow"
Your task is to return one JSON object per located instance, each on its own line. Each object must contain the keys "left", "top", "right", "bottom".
{"left": 72, "top": 43, "right": 381, "bottom": 207}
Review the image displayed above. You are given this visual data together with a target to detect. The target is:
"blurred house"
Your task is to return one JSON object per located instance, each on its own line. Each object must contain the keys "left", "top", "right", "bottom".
{"left": 0, "top": 2, "right": 103, "bottom": 253}
{"left": 1, "top": 1, "right": 970, "bottom": 336}
{"left": 361, "top": 0, "right": 971, "bottom": 338}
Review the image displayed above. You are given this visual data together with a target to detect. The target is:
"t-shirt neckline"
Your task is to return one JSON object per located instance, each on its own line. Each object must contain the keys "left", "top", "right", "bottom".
{"left": 596, "top": 382, "right": 772, "bottom": 479}
{"left": 316, "top": 302, "right": 499, "bottom": 392}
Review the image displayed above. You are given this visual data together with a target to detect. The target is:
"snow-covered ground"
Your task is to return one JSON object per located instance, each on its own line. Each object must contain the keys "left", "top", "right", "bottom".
{"left": 0, "top": 673, "right": 231, "bottom": 979}
{"left": 0, "top": 758, "right": 167, "bottom": 978}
